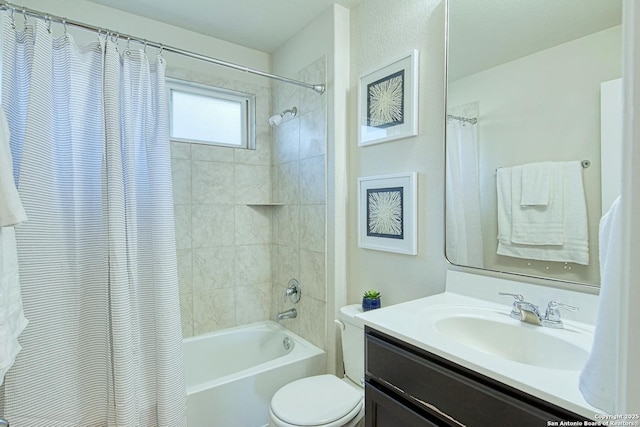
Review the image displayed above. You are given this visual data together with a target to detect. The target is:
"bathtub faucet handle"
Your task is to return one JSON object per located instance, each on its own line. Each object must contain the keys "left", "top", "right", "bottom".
{"left": 284, "top": 278, "right": 301, "bottom": 303}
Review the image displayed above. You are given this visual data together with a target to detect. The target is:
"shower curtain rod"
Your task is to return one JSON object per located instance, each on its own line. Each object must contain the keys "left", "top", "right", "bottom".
{"left": 447, "top": 114, "right": 477, "bottom": 125}
{"left": 0, "top": 1, "right": 326, "bottom": 95}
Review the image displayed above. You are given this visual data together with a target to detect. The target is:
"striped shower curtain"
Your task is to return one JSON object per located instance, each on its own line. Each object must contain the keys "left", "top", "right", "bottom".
{"left": 0, "top": 17, "right": 187, "bottom": 426}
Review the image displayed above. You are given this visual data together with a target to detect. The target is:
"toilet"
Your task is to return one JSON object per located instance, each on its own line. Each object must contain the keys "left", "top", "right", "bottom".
{"left": 269, "top": 304, "right": 365, "bottom": 427}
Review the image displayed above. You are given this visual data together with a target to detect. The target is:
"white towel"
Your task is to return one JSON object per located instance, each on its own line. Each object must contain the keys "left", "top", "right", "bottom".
{"left": 0, "top": 107, "right": 27, "bottom": 227}
{"left": 0, "top": 106, "right": 28, "bottom": 385}
{"left": 496, "top": 161, "right": 589, "bottom": 265}
{"left": 579, "top": 195, "right": 621, "bottom": 414}
{"left": 511, "top": 163, "right": 564, "bottom": 245}
{"left": 521, "top": 161, "right": 552, "bottom": 206}
{"left": 0, "top": 226, "right": 28, "bottom": 385}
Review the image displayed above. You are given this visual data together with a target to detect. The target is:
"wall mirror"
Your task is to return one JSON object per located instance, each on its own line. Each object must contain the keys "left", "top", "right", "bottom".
{"left": 445, "top": 0, "right": 622, "bottom": 288}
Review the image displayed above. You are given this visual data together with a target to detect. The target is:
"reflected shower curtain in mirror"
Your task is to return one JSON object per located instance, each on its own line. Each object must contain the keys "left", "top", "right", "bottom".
{"left": 0, "top": 18, "right": 187, "bottom": 426}
{"left": 446, "top": 110, "right": 484, "bottom": 267}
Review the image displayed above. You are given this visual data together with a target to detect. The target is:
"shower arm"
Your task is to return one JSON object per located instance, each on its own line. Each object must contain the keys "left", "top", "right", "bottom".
{"left": 0, "top": 1, "right": 326, "bottom": 95}
{"left": 279, "top": 108, "right": 297, "bottom": 117}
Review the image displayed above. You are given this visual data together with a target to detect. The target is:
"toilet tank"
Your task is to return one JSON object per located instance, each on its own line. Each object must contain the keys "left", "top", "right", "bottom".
{"left": 337, "top": 304, "right": 365, "bottom": 386}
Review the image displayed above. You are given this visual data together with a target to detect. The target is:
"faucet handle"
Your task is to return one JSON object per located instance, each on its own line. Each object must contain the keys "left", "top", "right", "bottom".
{"left": 283, "top": 278, "right": 301, "bottom": 303}
{"left": 545, "top": 301, "right": 578, "bottom": 318}
{"left": 498, "top": 292, "right": 524, "bottom": 301}
{"left": 499, "top": 292, "right": 524, "bottom": 320}
{"left": 543, "top": 301, "right": 579, "bottom": 328}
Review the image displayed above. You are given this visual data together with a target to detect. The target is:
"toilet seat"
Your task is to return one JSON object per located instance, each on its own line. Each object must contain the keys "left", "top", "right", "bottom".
{"left": 270, "top": 374, "right": 363, "bottom": 427}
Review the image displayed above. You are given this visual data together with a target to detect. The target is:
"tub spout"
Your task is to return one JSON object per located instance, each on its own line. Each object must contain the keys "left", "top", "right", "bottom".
{"left": 277, "top": 308, "right": 297, "bottom": 322}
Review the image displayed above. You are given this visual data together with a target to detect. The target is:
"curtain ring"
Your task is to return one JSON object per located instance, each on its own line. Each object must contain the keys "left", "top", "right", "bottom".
{"left": 21, "top": 7, "right": 27, "bottom": 30}
{"left": 45, "top": 16, "right": 52, "bottom": 34}
{"left": 9, "top": 8, "right": 16, "bottom": 30}
{"left": 62, "top": 19, "right": 68, "bottom": 34}
{"left": 143, "top": 40, "right": 147, "bottom": 53}
{"left": 109, "top": 33, "right": 119, "bottom": 51}
{"left": 97, "top": 29, "right": 106, "bottom": 48}
{"left": 158, "top": 44, "right": 165, "bottom": 64}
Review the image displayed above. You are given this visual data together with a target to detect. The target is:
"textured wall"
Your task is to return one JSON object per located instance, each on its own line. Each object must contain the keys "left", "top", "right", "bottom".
{"left": 171, "top": 57, "right": 328, "bottom": 343}
{"left": 271, "top": 57, "right": 328, "bottom": 350}
{"left": 170, "top": 68, "right": 274, "bottom": 337}
{"left": 348, "top": 0, "right": 448, "bottom": 306}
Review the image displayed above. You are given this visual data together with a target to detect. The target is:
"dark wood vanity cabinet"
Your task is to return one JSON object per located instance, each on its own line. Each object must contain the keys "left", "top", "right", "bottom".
{"left": 365, "top": 327, "right": 587, "bottom": 427}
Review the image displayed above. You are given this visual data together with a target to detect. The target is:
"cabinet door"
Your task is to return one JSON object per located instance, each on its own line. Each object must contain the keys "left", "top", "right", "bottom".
{"left": 365, "top": 383, "right": 441, "bottom": 427}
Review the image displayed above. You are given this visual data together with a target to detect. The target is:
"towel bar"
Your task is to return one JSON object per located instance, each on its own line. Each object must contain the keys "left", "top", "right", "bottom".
{"left": 496, "top": 160, "right": 590, "bottom": 172}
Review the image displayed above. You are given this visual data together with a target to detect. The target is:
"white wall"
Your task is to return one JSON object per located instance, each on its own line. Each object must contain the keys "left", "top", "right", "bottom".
{"left": 348, "top": 0, "right": 448, "bottom": 306}
{"left": 448, "top": 26, "right": 622, "bottom": 285}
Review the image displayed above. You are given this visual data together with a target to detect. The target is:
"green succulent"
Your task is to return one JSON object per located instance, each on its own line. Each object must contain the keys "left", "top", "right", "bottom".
{"left": 363, "top": 290, "right": 381, "bottom": 299}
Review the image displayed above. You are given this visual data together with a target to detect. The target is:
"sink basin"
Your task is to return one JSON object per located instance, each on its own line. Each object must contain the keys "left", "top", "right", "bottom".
{"left": 431, "top": 311, "right": 590, "bottom": 371}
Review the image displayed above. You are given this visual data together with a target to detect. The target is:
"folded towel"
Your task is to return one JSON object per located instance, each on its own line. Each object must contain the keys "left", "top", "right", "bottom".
{"left": 496, "top": 161, "right": 589, "bottom": 265}
{"left": 521, "top": 161, "right": 552, "bottom": 206}
{"left": 0, "top": 226, "right": 28, "bottom": 385}
{"left": 496, "top": 167, "right": 513, "bottom": 245}
{"left": 579, "top": 195, "right": 621, "bottom": 413}
{"left": 0, "top": 107, "right": 27, "bottom": 227}
{"left": 511, "top": 164, "right": 564, "bottom": 245}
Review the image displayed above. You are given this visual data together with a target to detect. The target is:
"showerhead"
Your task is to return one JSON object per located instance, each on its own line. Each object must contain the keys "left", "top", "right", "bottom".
{"left": 269, "top": 114, "right": 282, "bottom": 127}
{"left": 269, "top": 107, "right": 297, "bottom": 127}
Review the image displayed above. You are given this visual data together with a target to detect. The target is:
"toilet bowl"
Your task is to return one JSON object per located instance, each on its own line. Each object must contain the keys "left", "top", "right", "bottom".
{"left": 269, "top": 305, "right": 365, "bottom": 427}
{"left": 269, "top": 374, "right": 364, "bottom": 427}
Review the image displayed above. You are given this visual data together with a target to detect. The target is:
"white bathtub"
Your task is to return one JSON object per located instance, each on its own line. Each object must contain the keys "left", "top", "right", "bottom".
{"left": 184, "top": 321, "right": 326, "bottom": 427}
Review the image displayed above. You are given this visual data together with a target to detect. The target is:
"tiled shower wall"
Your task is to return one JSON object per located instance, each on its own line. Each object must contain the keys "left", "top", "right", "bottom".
{"left": 271, "top": 57, "right": 327, "bottom": 350}
{"left": 170, "top": 57, "right": 327, "bottom": 347}
{"left": 169, "top": 68, "right": 274, "bottom": 337}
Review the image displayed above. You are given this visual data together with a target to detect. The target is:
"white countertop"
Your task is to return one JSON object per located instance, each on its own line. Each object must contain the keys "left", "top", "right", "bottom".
{"left": 358, "top": 291, "right": 602, "bottom": 420}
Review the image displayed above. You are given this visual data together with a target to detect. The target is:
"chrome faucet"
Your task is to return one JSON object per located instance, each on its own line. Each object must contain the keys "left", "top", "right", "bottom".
{"left": 543, "top": 301, "right": 579, "bottom": 329}
{"left": 283, "top": 278, "right": 301, "bottom": 303}
{"left": 499, "top": 292, "right": 578, "bottom": 328}
{"left": 277, "top": 308, "right": 297, "bottom": 322}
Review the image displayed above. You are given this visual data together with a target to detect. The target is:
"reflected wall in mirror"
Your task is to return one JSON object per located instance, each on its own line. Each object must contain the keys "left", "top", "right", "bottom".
{"left": 445, "top": 0, "right": 622, "bottom": 287}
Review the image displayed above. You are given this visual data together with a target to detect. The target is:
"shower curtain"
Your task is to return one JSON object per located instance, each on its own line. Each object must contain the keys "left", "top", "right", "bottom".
{"left": 446, "top": 114, "right": 484, "bottom": 267}
{"left": 0, "top": 17, "right": 187, "bottom": 426}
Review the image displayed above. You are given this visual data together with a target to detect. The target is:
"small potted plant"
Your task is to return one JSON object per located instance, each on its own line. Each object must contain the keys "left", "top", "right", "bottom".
{"left": 362, "top": 290, "right": 381, "bottom": 311}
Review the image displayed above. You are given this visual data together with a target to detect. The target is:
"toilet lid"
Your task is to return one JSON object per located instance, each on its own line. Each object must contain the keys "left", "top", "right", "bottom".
{"left": 271, "top": 374, "right": 362, "bottom": 426}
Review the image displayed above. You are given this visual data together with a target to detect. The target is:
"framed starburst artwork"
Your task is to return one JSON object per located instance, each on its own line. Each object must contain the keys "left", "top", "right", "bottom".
{"left": 357, "top": 172, "right": 418, "bottom": 255}
{"left": 358, "top": 50, "right": 419, "bottom": 146}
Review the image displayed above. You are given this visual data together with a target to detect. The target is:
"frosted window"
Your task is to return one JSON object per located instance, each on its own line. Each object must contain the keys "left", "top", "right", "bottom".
{"left": 167, "top": 79, "right": 255, "bottom": 149}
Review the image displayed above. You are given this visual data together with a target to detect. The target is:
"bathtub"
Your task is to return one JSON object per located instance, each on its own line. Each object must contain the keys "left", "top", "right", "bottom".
{"left": 184, "top": 321, "right": 326, "bottom": 427}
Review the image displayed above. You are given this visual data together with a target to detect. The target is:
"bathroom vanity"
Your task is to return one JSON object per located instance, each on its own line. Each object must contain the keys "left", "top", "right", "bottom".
{"left": 359, "top": 271, "right": 601, "bottom": 426}
{"left": 365, "top": 327, "right": 585, "bottom": 426}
